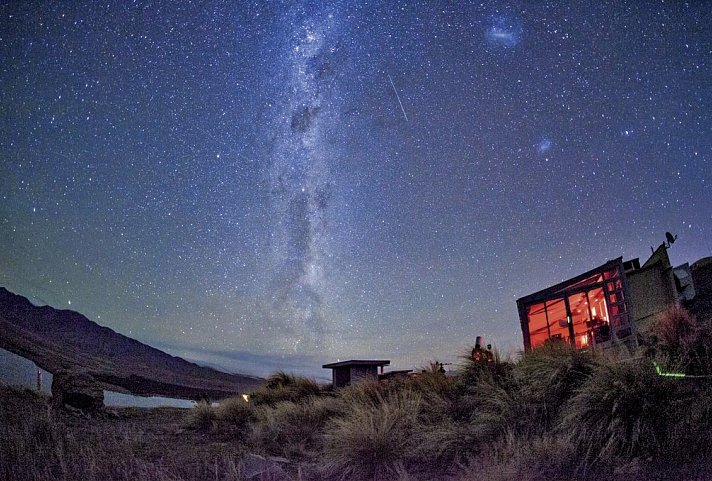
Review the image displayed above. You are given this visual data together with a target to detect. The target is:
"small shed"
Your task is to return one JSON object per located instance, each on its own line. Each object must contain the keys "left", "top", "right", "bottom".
{"left": 322, "top": 360, "right": 390, "bottom": 388}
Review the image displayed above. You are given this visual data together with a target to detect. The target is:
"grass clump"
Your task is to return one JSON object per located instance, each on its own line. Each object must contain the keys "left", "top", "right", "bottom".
{"left": 251, "top": 396, "right": 346, "bottom": 459}
{"left": 463, "top": 434, "right": 576, "bottom": 481}
{"left": 322, "top": 390, "right": 422, "bottom": 480}
{"left": 513, "top": 342, "right": 599, "bottom": 431}
{"left": 184, "top": 400, "right": 216, "bottom": 431}
{"left": 559, "top": 360, "right": 673, "bottom": 464}
{"left": 216, "top": 396, "right": 255, "bottom": 431}
{"left": 650, "top": 305, "right": 712, "bottom": 375}
{"left": 249, "top": 371, "right": 322, "bottom": 406}
{"left": 0, "top": 384, "right": 246, "bottom": 481}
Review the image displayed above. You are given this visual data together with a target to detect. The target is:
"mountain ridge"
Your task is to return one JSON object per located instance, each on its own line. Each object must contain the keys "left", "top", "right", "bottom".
{"left": 0, "top": 287, "right": 263, "bottom": 399}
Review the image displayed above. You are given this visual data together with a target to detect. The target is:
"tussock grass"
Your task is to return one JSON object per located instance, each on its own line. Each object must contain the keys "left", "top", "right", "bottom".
{"left": 651, "top": 305, "right": 712, "bottom": 375}
{"left": 463, "top": 434, "right": 576, "bottom": 481}
{"left": 338, "top": 378, "right": 402, "bottom": 406}
{"left": 215, "top": 396, "right": 255, "bottom": 431}
{"left": 513, "top": 343, "right": 599, "bottom": 430}
{"left": 559, "top": 361, "right": 673, "bottom": 464}
{"left": 321, "top": 390, "right": 422, "bottom": 480}
{"left": 184, "top": 400, "right": 216, "bottom": 431}
{"left": 457, "top": 347, "right": 511, "bottom": 387}
{"left": 249, "top": 371, "right": 321, "bottom": 406}
{"left": 666, "top": 383, "right": 712, "bottom": 461}
{"left": 0, "top": 385, "right": 246, "bottom": 481}
{"left": 251, "top": 396, "right": 345, "bottom": 459}
{"left": 5, "top": 308, "right": 712, "bottom": 481}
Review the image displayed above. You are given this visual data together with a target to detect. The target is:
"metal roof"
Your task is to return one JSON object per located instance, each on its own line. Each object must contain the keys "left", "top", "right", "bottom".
{"left": 322, "top": 359, "right": 390, "bottom": 369}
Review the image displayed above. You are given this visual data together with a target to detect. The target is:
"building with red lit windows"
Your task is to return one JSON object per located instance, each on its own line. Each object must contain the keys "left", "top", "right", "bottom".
{"left": 517, "top": 244, "right": 695, "bottom": 351}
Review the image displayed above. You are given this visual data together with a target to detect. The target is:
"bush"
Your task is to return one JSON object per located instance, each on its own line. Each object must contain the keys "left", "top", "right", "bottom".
{"left": 559, "top": 361, "right": 674, "bottom": 464}
{"left": 321, "top": 390, "right": 421, "bottom": 480}
{"left": 185, "top": 400, "right": 216, "bottom": 431}
{"left": 513, "top": 343, "right": 599, "bottom": 431}
{"left": 250, "top": 371, "right": 322, "bottom": 406}
{"left": 216, "top": 396, "right": 255, "bottom": 431}
{"left": 251, "top": 396, "right": 345, "bottom": 459}
{"left": 458, "top": 346, "right": 511, "bottom": 388}
{"left": 652, "top": 305, "right": 712, "bottom": 375}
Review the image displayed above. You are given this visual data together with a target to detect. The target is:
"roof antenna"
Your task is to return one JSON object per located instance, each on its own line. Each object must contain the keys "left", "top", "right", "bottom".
{"left": 664, "top": 231, "right": 677, "bottom": 249}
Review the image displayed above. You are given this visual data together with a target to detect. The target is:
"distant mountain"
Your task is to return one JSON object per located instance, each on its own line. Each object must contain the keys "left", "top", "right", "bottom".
{"left": 0, "top": 287, "right": 263, "bottom": 400}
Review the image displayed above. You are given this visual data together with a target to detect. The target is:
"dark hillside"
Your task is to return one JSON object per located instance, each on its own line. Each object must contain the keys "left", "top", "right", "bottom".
{"left": 0, "top": 287, "right": 262, "bottom": 399}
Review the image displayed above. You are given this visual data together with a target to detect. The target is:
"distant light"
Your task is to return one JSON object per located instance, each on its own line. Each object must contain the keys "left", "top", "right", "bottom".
{"left": 242, "top": 394, "right": 250, "bottom": 402}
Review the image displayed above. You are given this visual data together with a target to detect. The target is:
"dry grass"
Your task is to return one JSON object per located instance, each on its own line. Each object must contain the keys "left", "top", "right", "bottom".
{"left": 250, "top": 396, "right": 345, "bottom": 459}
{"left": 559, "top": 361, "right": 673, "bottom": 465}
{"left": 0, "top": 385, "right": 248, "bottom": 481}
{"left": 513, "top": 343, "right": 600, "bottom": 431}
{"left": 215, "top": 396, "right": 255, "bottom": 432}
{"left": 4, "top": 317, "right": 712, "bottom": 481}
{"left": 321, "top": 390, "right": 422, "bottom": 480}
{"left": 654, "top": 305, "right": 697, "bottom": 346}
{"left": 461, "top": 434, "right": 576, "bottom": 481}
{"left": 249, "top": 371, "right": 321, "bottom": 406}
{"left": 184, "top": 400, "right": 216, "bottom": 431}
{"left": 652, "top": 305, "right": 712, "bottom": 375}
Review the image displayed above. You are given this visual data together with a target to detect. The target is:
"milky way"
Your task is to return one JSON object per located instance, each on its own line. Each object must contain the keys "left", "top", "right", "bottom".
{"left": 0, "top": 1, "right": 710, "bottom": 377}
{"left": 267, "top": 7, "right": 340, "bottom": 352}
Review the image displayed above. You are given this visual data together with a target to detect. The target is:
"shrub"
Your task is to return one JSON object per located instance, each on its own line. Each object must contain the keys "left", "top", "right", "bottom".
{"left": 250, "top": 371, "right": 322, "bottom": 406}
{"left": 216, "top": 396, "right": 255, "bottom": 431}
{"left": 185, "top": 400, "right": 216, "bottom": 431}
{"left": 338, "top": 379, "right": 401, "bottom": 407}
{"left": 651, "top": 306, "right": 712, "bottom": 375}
{"left": 251, "top": 396, "right": 346, "bottom": 459}
{"left": 513, "top": 343, "right": 599, "bottom": 430}
{"left": 321, "top": 390, "right": 422, "bottom": 480}
{"left": 559, "top": 361, "right": 675, "bottom": 464}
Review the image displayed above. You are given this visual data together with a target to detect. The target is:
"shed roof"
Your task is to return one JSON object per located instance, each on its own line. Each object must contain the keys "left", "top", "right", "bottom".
{"left": 322, "top": 359, "right": 390, "bottom": 369}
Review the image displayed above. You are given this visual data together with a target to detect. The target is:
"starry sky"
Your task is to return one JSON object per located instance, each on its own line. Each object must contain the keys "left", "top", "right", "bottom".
{"left": 1, "top": 1, "right": 710, "bottom": 379}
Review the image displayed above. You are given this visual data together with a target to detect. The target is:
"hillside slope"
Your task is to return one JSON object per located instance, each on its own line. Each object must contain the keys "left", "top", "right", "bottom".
{"left": 0, "top": 287, "right": 263, "bottom": 399}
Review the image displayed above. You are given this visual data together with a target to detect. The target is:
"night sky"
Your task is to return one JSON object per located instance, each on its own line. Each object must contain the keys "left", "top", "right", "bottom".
{"left": 1, "top": 1, "right": 710, "bottom": 378}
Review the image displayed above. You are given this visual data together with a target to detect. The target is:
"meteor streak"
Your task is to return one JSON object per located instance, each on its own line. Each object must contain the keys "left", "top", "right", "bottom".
{"left": 388, "top": 73, "right": 408, "bottom": 122}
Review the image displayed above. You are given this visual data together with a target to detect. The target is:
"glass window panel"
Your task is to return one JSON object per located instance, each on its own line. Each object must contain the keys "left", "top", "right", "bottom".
{"left": 527, "top": 303, "right": 549, "bottom": 348}
{"left": 586, "top": 287, "right": 611, "bottom": 344}
{"left": 568, "top": 292, "right": 590, "bottom": 349}
{"left": 545, "top": 298, "right": 569, "bottom": 345}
